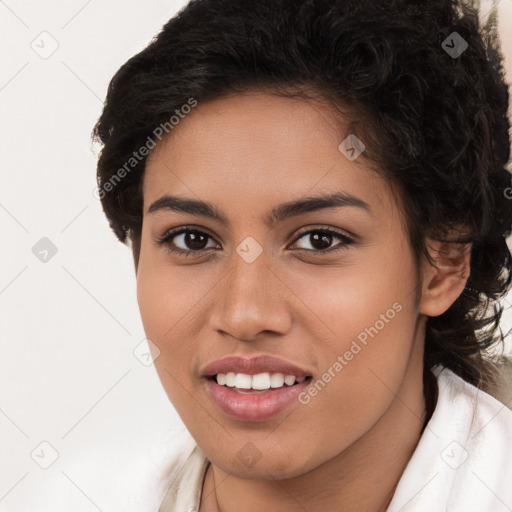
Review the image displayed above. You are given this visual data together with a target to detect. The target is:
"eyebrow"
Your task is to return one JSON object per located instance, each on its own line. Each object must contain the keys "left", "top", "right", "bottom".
{"left": 147, "top": 191, "right": 371, "bottom": 228}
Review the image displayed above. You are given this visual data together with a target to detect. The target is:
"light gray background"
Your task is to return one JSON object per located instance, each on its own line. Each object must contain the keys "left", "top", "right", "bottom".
{"left": 1, "top": 1, "right": 511, "bottom": 510}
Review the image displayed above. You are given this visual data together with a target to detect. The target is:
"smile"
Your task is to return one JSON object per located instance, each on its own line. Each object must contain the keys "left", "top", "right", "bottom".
{"left": 204, "top": 373, "right": 312, "bottom": 421}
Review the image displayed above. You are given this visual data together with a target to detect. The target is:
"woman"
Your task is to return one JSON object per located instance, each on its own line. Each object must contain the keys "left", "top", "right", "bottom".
{"left": 92, "top": 0, "right": 512, "bottom": 510}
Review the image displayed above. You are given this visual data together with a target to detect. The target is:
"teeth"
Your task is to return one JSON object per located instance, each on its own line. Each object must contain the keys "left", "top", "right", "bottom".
{"left": 234, "top": 373, "right": 252, "bottom": 389}
{"left": 215, "top": 372, "right": 305, "bottom": 390}
{"left": 270, "top": 373, "right": 285, "bottom": 388}
{"left": 284, "top": 375, "right": 296, "bottom": 386}
{"left": 225, "top": 372, "right": 236, "bottom": 387}
{"left": 252, "top": 372, "right": 271, "bottom": 390}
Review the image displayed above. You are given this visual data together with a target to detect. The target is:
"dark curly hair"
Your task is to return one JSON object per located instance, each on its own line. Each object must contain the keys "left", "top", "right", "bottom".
{"left": 92, "top": 0, "right": 512, "bottom": 405}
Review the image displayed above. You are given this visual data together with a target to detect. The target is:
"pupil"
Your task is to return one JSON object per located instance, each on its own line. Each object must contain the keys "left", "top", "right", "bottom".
{"left": 186, "top": 231, "right": 207, "bottom": 250}
{"left": 311, "top": 232, "right": 332, "bottom": 250}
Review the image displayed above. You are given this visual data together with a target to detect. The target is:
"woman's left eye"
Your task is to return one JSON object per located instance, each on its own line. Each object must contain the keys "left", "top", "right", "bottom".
{"left": 290, "top": 227, "right": 355, "bottom": 253}
{"left": 156, "top": 226, "right": 355, "bottom": 257}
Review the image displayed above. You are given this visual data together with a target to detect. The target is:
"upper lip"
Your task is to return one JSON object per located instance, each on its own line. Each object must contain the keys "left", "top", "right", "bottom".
{"left": 201, "top": 355, "right": 312, "bottom": 378}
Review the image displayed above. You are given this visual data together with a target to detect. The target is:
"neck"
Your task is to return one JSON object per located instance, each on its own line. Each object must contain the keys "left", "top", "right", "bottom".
{"left": 200, "top": 356, "right": 428, "bottom": 512}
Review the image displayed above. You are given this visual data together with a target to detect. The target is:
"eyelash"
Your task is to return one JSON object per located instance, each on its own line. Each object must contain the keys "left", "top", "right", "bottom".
{"left": 155, "top": 225, "right": 355, "bottom": 258}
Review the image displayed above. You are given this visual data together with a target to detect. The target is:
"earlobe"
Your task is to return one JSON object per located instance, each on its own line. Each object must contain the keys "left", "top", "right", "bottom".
{"left": 419, "top": 239, "right": 472, "bottom": 317}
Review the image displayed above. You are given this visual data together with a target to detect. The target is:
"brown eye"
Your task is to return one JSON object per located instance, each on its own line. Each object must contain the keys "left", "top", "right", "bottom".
{"left": 290, "top": 227, "right": 354, "bottom": 254}
{"left": 180, "top": 230, "right": 210, "bottom": 250}
{"left": 157, "top": 227, "right": 220, "bottom": 256}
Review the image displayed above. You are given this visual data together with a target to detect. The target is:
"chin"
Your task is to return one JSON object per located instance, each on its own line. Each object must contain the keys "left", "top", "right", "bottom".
{"left": 203, "top": 437, "right": 319, "bottom": 480}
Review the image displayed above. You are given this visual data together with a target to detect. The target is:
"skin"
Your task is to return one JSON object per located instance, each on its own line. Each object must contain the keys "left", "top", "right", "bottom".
{"left": 135, "top": 91, "right": 471, "bottom": 512}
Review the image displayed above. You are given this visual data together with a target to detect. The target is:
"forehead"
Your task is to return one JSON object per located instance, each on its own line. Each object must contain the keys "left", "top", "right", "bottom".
{"left": 143, "top": 91, "right": 393, "bottom": 219}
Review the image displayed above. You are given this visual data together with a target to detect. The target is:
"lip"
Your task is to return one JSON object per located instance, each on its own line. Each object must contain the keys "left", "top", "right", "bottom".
{"left": 201, "top": 355, "right": 312, "bottom": 378}
{"left": 204, "top": 378, "right": 312, "bottom": 421}
{"left": 201, "top": 355, "right": 313, "bottom": 422}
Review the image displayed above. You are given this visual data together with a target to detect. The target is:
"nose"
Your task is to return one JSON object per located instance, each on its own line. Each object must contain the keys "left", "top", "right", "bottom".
{"left": 208, "top": 251, "right": 292, "bottom": 342}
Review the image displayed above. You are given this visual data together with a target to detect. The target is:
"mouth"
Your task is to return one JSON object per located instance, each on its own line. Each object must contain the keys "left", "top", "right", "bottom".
{"left": 208, "top": 372, "right": 311, "bottom": 393}
{"left": 200, "top": 355, "right": 314, "bottom": 421}
{"left": 203, "top": 372, "right": 313, "bottom": 421}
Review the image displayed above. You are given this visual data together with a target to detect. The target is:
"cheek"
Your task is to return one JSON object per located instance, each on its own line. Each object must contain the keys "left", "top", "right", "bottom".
{"left": 136, "top": 270, "right": 202, "bottom": 420}
{"left": 289, "top": 249, "right": 420, "bottom": 428}
{"left": 135, "top": 252, "right": 219, "bottom": 402}
{"left": 136, "top": 261, "right": 194, "bottom": 375}
{"left": 136, "top": 244, "right": 208, "bottom": 345}
{"left": 136, "top": 267, "right": 170, "bottom": 343}
{"left": 287, "top": 244, "right": 417, "bottom": 348}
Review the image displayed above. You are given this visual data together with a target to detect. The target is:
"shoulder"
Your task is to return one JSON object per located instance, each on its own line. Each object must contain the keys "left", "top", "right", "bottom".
{"left": 435, "top": 365, "right": 512, "bottom": 443}
{"left": 388, "top": 366, "right": 512, "bottom": 512}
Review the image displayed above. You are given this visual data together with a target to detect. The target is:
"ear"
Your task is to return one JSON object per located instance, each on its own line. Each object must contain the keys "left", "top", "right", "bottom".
{"left": 419, "top": 239, "right": 471, "bottom": 317}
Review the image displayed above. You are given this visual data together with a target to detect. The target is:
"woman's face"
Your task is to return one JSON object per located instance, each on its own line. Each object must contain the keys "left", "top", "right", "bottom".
{"left": 136, "top": 91, "right": 429, "bottom": 479}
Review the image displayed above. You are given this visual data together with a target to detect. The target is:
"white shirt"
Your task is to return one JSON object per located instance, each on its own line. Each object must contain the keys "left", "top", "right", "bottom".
{"left": 158, "top": 366, "right": 512, "bottom": 512}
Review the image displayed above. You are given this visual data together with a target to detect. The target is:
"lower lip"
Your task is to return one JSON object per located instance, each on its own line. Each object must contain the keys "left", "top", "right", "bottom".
{"left": 204, "top": 378, "right": 311, "bottom": 422}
